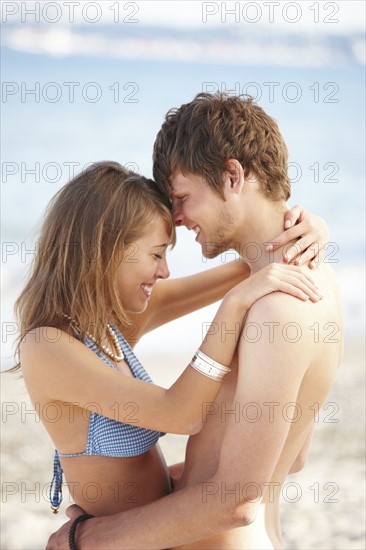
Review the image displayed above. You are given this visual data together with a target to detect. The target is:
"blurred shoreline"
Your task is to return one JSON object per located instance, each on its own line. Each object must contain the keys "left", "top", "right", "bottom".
{"left": 1, "top": 339, "right": 365, "bottom": 549}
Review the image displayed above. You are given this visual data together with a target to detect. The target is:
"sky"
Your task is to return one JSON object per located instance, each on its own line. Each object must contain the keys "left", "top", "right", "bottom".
{"left": 1, "top": 0, "right": 365, "bottom": 33}
{"left": 135, "top": 0, "right": 365, "bottom": 32}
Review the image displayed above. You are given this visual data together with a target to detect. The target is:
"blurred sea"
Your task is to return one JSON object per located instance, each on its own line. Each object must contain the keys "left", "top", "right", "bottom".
{"left": 1, "top": 23, "right": 365, "bottom": 367}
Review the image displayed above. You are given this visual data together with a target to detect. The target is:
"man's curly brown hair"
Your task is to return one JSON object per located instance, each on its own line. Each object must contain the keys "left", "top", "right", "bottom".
{"left": 153, "top": 92, "right": 290, "bottom": 202}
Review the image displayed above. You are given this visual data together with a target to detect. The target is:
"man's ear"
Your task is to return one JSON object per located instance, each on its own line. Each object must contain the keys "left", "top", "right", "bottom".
{"left": 224, "top": 159, "right": 245, "bottom": 195}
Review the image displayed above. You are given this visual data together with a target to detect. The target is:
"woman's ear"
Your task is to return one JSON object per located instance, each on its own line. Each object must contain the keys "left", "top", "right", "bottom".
{"left": 224, "top": 159, "right": 245, "bottom": 194}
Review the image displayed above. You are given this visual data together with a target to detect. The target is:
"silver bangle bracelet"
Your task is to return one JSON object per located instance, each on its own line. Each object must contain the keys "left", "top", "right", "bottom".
{"left": 195, "top": 349, "right": 231, "bottom": 373}
{"left": 190, "top": 351, "right": 231, "bottom": 381}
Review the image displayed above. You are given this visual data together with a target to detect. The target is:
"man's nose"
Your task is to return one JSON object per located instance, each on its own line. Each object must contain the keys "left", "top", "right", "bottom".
{"left": 172, "top": 204, "right": 183, "bottom": 227}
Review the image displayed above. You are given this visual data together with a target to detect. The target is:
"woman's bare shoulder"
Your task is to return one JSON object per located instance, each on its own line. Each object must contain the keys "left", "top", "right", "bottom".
{"left": 20, "top": 325, "right": 86, "bottom": 372}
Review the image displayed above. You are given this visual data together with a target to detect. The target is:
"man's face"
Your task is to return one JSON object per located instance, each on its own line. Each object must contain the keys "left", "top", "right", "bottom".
{"left": 170, "top": 172, "right": 236, "bottom": 259}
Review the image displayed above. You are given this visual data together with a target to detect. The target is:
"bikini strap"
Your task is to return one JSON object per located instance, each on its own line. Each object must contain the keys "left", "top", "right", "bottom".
{"left": 49, "top": 450, "right": 63, "bottom": 513}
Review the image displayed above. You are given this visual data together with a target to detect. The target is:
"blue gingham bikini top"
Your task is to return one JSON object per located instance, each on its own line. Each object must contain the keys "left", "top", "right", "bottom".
{"left": 50, "top": 326, "right": 164, "bottom": 511}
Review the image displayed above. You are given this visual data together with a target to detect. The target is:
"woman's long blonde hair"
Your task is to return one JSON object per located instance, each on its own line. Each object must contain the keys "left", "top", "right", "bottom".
{"left": 12, "top": 161, "right": 175, "bottom": 371}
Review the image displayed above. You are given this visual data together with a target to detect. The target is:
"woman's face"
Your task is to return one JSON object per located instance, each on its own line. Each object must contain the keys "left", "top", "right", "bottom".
{"left": 116, "top": 215, "right": 171, "bottom": 313}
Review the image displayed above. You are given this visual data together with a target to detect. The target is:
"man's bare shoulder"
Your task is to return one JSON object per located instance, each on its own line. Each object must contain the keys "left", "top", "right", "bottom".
{"left": 247, "top": 290, "right": 312, "bottom": 323}
{"left": 242, "top": 267, "right": 343, "bottom": 366}
{"left": 248, "top": 262, "right": 341, "bottom": 325}
{"left": 242, "top": 290, "right": 320, "bottom": 358}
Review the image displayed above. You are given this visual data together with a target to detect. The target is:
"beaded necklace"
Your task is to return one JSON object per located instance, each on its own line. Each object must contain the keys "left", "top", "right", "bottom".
{"left": 63, "top": 315, "right": 124, "bottom": 362}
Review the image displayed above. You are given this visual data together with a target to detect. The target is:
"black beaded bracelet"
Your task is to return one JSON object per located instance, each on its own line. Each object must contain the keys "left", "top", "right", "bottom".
{"left": 68, "top": 513, "right": 94, "bottom": 550}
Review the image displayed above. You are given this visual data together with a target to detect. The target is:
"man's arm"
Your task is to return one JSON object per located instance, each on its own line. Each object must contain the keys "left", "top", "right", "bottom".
{"left": 48, "top": 294, "right": 311, "bottom": 550}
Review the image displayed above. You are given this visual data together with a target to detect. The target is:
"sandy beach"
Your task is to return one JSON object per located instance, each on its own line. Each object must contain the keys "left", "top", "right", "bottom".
{"left": 1, "top": 338, "right": 365, "bottom": 550}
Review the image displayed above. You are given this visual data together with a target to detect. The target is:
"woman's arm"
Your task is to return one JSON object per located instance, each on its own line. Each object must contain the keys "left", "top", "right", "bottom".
{"left": 129, "top": 207, "right": 329, "bottom": 339}
{"left": 132, "top": 259, "right": 250, "bottom": 336}
{"left": 267, "top": 206, "right": 329, "bottom": 268}
{"left": 21, "top": 295, "right": 243, "bottom": 436}
{"left": 21, "top": 265, "right": 320, "bottom": 436}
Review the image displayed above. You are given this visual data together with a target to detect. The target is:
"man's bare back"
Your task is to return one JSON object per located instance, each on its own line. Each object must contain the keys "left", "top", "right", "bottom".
{"left": 174, "top": 263, "right": 343, "bottom": 549}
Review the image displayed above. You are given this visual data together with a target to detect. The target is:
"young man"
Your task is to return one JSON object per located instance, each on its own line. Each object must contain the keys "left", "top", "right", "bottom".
{"left": 47, "top": 94, "right": 342, "bottom": 549}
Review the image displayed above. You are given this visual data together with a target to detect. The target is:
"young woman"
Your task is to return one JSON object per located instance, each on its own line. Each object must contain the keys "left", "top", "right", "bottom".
{"left": 15, "top": 161, "right": 323, "bottom": 519}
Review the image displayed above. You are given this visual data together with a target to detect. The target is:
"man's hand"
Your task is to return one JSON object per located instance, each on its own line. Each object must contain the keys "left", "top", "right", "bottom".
{"left": 47, "top": 505, "right": 85, "bottom": 549}
{"left": 266, "top": 205, "right": 329, "bottom": 269}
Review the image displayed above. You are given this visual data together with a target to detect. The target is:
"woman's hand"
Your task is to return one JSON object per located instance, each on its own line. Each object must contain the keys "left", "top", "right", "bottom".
{"left": 266, "top": 206, "right": 329, "bottom": 269}
{"left": 224, "top": 263, "right": 322, "bottom": 311}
